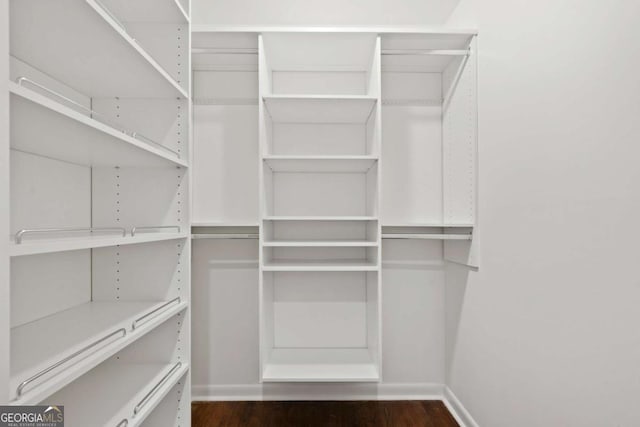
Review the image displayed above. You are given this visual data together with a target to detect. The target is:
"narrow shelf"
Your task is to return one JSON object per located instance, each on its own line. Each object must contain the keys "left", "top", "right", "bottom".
{"left": 191, "top": 221, "right": 260, "bottom": 227}
{"left": 263, "top": 95, "right": 377, "bottom": 123}
{"left": 265, "top": 216, "right": 377, "bottom": 221}
{"left": 382, "top": 233, "right": 471, "bottom": 240}
{"left": 193, "top": 234, "right": 258, "bottom": 240}
{"left": 45, "top": 361, "right": 189, "bottom": 427}
{"left": 263, "top": 156, "right": 378, "bottom": 173}
{"left": 9, "top": 82, "right": 187, "bottom": 168}
{"left": 382, "top": 223, "right": 474, "bottom": 228}
{"left": 10, "top": 231, "right": 189, "bottom": 257}
{"left": 11, "top": 299, "right": 187, "bottom": 404}
{"left": 11, "top": 0, "right": 187, "bottom": 98}
{"left": 264, "top": 240, "right": 377, "bottom": 247}
{"left": 263, "top": 348, "right": 379, "bottom": 382}
{"left": 263, "top": 259, "right": 378, "bottom": 272}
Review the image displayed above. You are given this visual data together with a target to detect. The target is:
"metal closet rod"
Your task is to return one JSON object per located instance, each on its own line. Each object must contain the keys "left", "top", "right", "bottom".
{"left": 14, "top": 225, "right": 183, "bottom": 243}
{"left": 192, "top": 233, "right": 258, "bottom": 239}
{"left": 16, "top": 77, "right": 180, "bottom": 159}
{"left": 192, "top": 47, "right": 258, "bottom": 55}
{"left": 14, "top": 227, "right": 126, "bottom": 244}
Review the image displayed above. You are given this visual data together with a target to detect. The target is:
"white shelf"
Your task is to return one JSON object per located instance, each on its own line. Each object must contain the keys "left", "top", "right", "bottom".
{"left": 9, "top": 82, "right": 187, "bottom": 168}
{"left": 263, "top": 259, "right": 378, "bottom": 272}
{"left": 265, "top": 216, "right": 377, "bottom": 221}
{"left": 100, "top": 0, "right": 189, "bottom": 24}
{"left": 382, "top": 222, "right": 474, "bottom": 228}
{"left": 11, "top": 299, "right": 187, "bottom": 404}
{"left": 264, "top": 240, "right": 377, "bottom": 247}
{"left": 11, "top": 0, "right": 187, "bottom": 98}
{"left": 263, "top": 95, "right": 377, "bottom": 123}
{"left": 264, "top": 156, "right": 378, "bottom": 173}
{"left": 262, "top": 348, "right": 379, "bottom": 382}
{"left": 191, "top": 221, "right": 260, "bottom": 227}
{"left": 10, "top": 231, "right": 189, "bottom": 257}
{"left": 45, "top": 361, "right": 189, "bottom": 427}
{"left": 382, "top": 233, "right": 471, "bottom": 240}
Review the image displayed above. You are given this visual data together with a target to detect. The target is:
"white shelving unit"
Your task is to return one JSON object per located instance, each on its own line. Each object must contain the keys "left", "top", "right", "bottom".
{"left": 257, "top": 32, "right": 383, "bottom": 382}
{"left": 190, "top": 28, "right": 477, "bottom": 389}
{"left": 2, "top": 0, "right": 191, "bottom": 424}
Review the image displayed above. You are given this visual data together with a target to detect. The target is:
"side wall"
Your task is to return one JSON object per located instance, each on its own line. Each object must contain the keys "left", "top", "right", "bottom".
{"left": 445, "top": 0, "right": 640, "bottom": 426}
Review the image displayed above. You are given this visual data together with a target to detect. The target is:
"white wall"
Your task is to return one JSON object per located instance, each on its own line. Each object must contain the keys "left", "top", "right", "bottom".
{"left": 191, "top": 0, "right": 640, "bottom": 425}
{"left": 446, "top": 0, "right": 640, "bottom": 426}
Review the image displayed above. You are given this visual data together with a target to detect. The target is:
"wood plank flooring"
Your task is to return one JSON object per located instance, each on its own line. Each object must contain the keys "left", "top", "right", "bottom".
{"left": 192, "top": 401, "right": 459, "bottom": 427}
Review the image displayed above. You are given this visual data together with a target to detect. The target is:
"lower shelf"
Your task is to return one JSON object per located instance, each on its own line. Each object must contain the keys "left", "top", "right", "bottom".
{"left": 11, "top": 299, "right": 187, "bottom": 403}
{"left": 43, "top": 361, "right": 189, "bottom": 427}
{"left": 262, "top": 348, "right": 379, "bottom": 382}
{"left": 263, "top": 259, "right": 378, "bottom": 272}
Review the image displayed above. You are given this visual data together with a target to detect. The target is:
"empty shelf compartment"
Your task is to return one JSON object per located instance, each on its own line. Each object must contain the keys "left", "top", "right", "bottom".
{"left": 263, "top": 348, "right": 379, "bottom": 382}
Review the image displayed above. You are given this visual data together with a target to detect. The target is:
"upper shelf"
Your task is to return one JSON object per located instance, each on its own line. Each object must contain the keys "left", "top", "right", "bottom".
{"left": 10, "top": 0, "right": 188, "bottom": 98}
{"left": 10, "top": 230, "right": 188, "bottom": 257}
{"left": 265, "top": 216, "right": 377, "bottom": 222}
{"left": 263, "top": 95, "right": 377, "bottom": 124}
{"left": 9, "top": 82, "right": 188, "bottom": 168}
{"left": 98, "top": 0, "right": 189, "bottom": 23}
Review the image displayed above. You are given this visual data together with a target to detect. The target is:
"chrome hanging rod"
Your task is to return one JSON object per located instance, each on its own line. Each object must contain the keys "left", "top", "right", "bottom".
{"left": 15, "top": 227, "right": 127, "bottom": 244}
{"left": 192, "top": 47, "right": 258, "bottom": 55}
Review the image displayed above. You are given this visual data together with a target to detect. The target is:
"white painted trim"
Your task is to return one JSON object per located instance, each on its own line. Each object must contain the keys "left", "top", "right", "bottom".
{"left": 193, "top": 382, "right": 444, "bottom": 401}
{"left": 443, "top": 386, "right": 480, "bottom": 427}
{"left": 192, "top": 25, "right": 478, "bottom": 36}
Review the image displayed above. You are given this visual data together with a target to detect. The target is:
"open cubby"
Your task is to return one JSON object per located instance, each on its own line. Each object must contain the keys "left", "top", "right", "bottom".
{"left": 262, "top": 164, "right": 379, "bottom": 218}
{"left": 261, "top": 271, "right": 380, "bottom": 381}
{"left": 263, "top": 219, "right": 378, "bottom": 246}
{"left": 261, "top": 33, "right": 379, "bottom": 96}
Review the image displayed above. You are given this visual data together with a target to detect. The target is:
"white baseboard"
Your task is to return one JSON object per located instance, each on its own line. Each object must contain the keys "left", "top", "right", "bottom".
{"left": 443, "top": 386, "right": 480, "bottom": 427}
{"left": 193, "top": 382, "right": 444, "bottom": 401}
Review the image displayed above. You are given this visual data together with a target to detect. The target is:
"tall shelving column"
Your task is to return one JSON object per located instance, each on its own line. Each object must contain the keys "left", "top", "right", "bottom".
{"left": 0, "top": 0, "right": 10, "bottom": 405}
{"left": 258, "top": 33, "right": 383, "bottom": 382}
{"left": 5, "top": 0, "right": 192, "bottom": 424}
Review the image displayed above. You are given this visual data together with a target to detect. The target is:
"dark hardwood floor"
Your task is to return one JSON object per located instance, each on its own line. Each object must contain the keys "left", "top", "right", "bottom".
{"left": 192, "top": 401, "right": 459, "bottom": 427}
